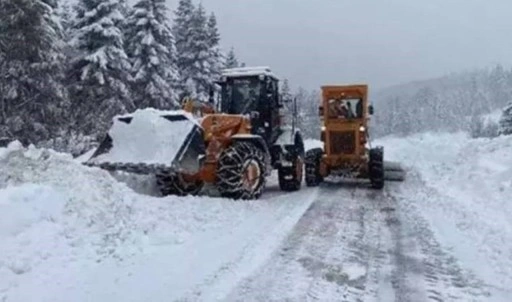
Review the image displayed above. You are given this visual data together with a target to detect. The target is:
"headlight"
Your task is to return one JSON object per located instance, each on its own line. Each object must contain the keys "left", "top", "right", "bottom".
{"left": 321, "top": 126, "right": 326, "bottom": 131}
{"left": 359, "top": 126, "right": 365, "bottom": 132}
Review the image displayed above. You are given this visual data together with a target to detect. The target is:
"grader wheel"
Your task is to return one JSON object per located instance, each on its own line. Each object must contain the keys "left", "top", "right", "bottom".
{"left": 305, "top": 148, "right": 324, "bottom": 187}
{"left": 216, "top": 141, "right": 267, "bottom": 200}
{"left": 369, "top": 147, "right": 385, "bottom": 189}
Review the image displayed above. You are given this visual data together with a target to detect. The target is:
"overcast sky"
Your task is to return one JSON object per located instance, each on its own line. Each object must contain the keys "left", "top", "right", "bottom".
{"left": 164, "top": 0, "right": 511, "bottom": 91}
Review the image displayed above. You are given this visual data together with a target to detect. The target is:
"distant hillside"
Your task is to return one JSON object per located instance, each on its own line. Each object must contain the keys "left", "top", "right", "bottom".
{"left": 369, "top": 64, "right": 512, "bottom": 138}
{"left": 371, "top": 70, "right": 481, "bottom": 104}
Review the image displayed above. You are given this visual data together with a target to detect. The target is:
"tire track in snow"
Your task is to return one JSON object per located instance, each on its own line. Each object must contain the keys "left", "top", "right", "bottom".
{"left": 304, "top": 183, "right": 387, "bottom": 301}
{"left": 388, "top": 171, "right": 494, "bottom": 302}
{"left": 221, "top": 170, "right": 501, "bottom": 301}
{"left": 225, "top": 180, "right": 392, "bottom": 302}
{"left": 177, "top": 184, "right": 320, "bottom": 301}
{"left": 225, "top": 185, "right": 342, "bottom": 301}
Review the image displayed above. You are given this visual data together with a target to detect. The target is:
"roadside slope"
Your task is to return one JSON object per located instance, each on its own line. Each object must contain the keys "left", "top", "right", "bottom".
{"left": 0, "top": 142, "right": 318, "bottom": 302}
{"left": 378, "top": 132, "right": 512, "bottom": 299}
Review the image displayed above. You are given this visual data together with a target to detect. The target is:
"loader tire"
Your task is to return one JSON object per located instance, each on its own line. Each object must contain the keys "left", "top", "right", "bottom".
{"left": 216, "top": 141, "right": 267, "bottom": 200}
{"left": 305, "top": 148, "right": 323, "bottom": 187}
{"left": 278, "top": 154, "right": 303, "bottom": 192}
{"left": 155, "top": 172, "right": 203, "bottom": 197}
{"left": 369, "top": 147, "right": 384, "bottom": 189}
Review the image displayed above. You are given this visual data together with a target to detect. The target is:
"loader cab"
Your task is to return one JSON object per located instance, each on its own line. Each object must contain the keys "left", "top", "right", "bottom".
{"left": 216, "top": 67, "right": 282, "bottom": 143}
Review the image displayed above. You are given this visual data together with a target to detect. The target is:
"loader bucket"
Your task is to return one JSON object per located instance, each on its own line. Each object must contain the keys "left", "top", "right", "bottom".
{"left": 86, "top": 108, "right": 205, "bottom": 175}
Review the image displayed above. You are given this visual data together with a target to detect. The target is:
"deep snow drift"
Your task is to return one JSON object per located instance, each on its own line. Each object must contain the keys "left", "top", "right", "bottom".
{"left": 0, "top": 141, "right": 318, "bottom": 302}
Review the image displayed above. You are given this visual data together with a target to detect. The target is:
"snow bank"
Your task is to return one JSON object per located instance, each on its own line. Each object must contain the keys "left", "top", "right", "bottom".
{"left": 0, "top": 184, "right": 64, "bottom": 239}
{"left": 0, "top": 141, "right": 317, "bottom": 301}
{"left": 377, "top": 131, "right": 512, "bottom": 293}
{"left": 0, "top": 143, "right": 201, "bottom": 299}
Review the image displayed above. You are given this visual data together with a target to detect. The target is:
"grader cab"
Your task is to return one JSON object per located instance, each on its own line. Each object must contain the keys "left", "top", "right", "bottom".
{"left": 305, "top": 84, "right": 385, "bottom": 189}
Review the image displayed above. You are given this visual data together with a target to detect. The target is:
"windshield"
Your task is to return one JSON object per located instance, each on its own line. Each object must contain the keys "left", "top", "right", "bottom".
{"left": 221, "top": 77, "right": 261, "bottom": 114}
{"left": 327, "top": 98, "right": 363, "bottom": 119}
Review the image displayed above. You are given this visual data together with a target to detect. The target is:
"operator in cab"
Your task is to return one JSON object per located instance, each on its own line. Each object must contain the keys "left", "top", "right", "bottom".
{"left": 328, "top": 98, "right": 357, "bottom": 119}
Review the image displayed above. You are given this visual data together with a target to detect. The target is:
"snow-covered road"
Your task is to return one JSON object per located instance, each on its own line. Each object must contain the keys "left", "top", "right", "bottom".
{"left": 1, "top": 132, "right": 511, "bottom": 301}
{"left": 224, "top": 177, "right": 497, "bottom": 302}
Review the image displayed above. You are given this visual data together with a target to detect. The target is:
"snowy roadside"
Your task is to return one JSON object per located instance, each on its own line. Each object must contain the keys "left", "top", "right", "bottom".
{"left": 377, "top": 132, "right": 512, "bottom": 297}
{"left": 0, "top": 142, "right": 318, "bottom": 301}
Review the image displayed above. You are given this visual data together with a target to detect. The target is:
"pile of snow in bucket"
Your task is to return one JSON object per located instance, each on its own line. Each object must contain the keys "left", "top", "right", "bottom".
{"left": 89, "top": 108, "right": 200, "bottom": 165}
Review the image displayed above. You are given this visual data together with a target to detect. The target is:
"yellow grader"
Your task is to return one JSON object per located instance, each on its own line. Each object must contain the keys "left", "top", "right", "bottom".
{"left": 85, "top": 67, "right": 305, "bottom": 200}
{"left": 305, "top": 84, "right": 400, "bottom": 189}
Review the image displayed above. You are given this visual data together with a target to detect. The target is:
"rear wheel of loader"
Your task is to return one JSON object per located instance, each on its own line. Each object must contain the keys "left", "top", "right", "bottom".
{"left": 216, "top": 141, "right": 267, "bottom": 200}
{"left": 155, "top": 172, "right": 203, "bottom": 197}
{"left": 305, "top": 148, "right": 324, "bottom": 187}
{"left": 369, "top": 147, "right": 384, "bottom": 189}
{"left": 278, "top": 154, "right": 303, "bottom": 191}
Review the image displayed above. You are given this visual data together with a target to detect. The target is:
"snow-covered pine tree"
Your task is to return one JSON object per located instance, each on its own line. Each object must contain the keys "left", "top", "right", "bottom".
{"left": 488, "top": 64, "right": 510, "bottom": 109}
{"left": 125, "top": 0, "right": 181, "bottom": 109}
{"left": 279, "top": 78, "right": 295, "bottom": 125}
{"left": 302, "top": 89, "right": 321, "bottom": 139}
{"left": 280, "top": 79, "right": 291, "bottom": 98}
{"left": 498, "top": 102, "right": 512, "bottom": 135}
{"left": 173, "top": 0, "right": 215, "bottom": 101}
{"left": 224, "top": 48, "right": 239, "bottom": 68}
{"left": 68, "top": 0, "right": 134, "bottom": 136}
{"left": 118, "top": 0, "right": 132, "bottom": 18}
{"left": 0, "top": 0, "right": 69, "bottom": 146}
{"left": 173, "top": 0, "right": 195, "bottom": 98}
{"left": 58, "top": 2, "right": 74, "bottom": 42}
{"left": 206, "top": 12, "right": 223, "bottom": 77}
{"left": 44, "top": 0, "right": 58, "bottom": 7}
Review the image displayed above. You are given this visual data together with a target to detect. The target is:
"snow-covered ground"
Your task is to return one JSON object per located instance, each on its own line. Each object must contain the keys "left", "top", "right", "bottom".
{"left": 0, "top": 141, "right": 319, "bottom": 302}
{"left": 379, "top": 132, "right": 512, "bottom": 300}
{"left": 1, "top": 133, "right": 511, "bottom": 301}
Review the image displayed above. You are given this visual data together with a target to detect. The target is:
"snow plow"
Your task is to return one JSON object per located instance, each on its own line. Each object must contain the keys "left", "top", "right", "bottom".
{"left": 304, "top": 84, "right": 405, "bottom": 189}
{"left": 85, "top": 66, "right": 305, "bottom": 200}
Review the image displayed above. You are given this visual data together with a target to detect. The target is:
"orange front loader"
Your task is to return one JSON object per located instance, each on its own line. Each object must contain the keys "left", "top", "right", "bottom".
{"left": 85, "top": 67, "right": 306, "bottom": 200}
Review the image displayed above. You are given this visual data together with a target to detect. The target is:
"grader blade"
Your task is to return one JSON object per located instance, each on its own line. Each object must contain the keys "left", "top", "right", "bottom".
{"left": 384, "top": 161, "right": 406, "bottom": 181}
{"left": 85, "top": 108, "right": 205, "bottom": 176}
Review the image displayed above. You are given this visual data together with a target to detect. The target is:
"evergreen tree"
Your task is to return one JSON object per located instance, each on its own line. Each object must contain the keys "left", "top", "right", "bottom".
{"left": 206, "top": 12, "right": 223, "bottom": 77}
{"left": 68, "top": 0, "right": 134, "bottom": 136}
{"left": 488, "top": 64, "right": 510, "bottom": 108}
{"left": 58, "top": 1, "right": 74, "bottom": 42}
{"left": 225, "top": 47, "right": 239, "bottom": 68}
{"left": 0, "top": 0, "right": 68, "bottom": 146}
{"left": 125, "top": 0, "right": 181, "bottom": 109}
{"left": 172, "top": 0, "right": 195, "bottom": 97}
{"left": 42, "top": 0, "right": 58, "bottom": 8}
{"left": 173, "top": 0, "right": 216, "bottom": 100}
{"left": 280, "top": 79, "right": 291, "bottom": 98}
{"left": 498, "top": 102, "right": 512, "bottom": 135}
{"left": 279, "top": 78, "right": 294, "bottom": 123}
